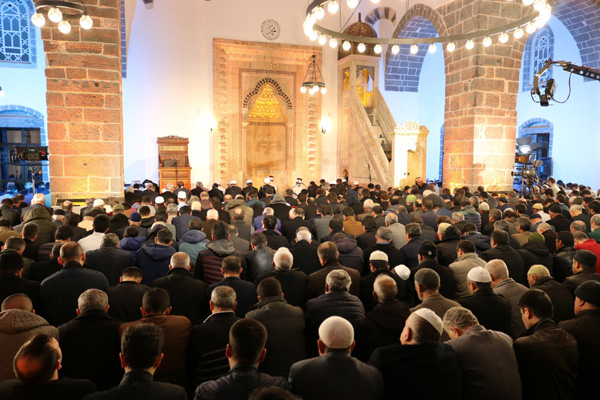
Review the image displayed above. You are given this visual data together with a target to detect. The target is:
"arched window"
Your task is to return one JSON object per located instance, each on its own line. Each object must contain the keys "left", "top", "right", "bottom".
{"left": 0, "top": 0, "right": 34, "bottom": 64}
{"left": 522, "top": 26, "right": 554, "bottom": 91}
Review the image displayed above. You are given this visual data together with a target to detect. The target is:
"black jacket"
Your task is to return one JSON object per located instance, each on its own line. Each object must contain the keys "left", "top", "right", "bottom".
{"left": 263, "top": 230, "right": 290, "bottom": 251}
{"left": 553, "top": 246, "right": 576, "bottom": 283}
{"left": 0, "top": 377, "right": 96, "bottom": 400}
{"left": 363, "top": 243, "right": 405, "bottom": 272}
{"left": 482, "top": 244, "right": 527, "bottom": 285}
{"left": 531, "top": 276, "right": 574, "bottom": 322}
{"left": 306, "top": 261, "right": 361, "bottom": 299}
{"left": 107, "top": 281, "right": 149, "bottom": 323}
{"left": 356, "top": 228, "right": 377, "bottom": 251}
{"left": 357, "top": 300, "right": 410, "bottom": 361}
{"left": 548, "top": 214, "right": 572, "bottom": 233}
{"left": 458, "top": 287, "right": 512, "bottom": 335}
{"left": 58, "top": 309, "right": 123, "bottom": 390}
{"left": 207, "top": 277, "right": 256, "bottom": 318}
{"left": 514, "top": 319, "right": 578, "bottom": 400}
{"left": 244, "top": 245, "right": 276, "bottom": 282}
{"left": 255, "top": 269, "right": 307, "bottom": 309}
{"left": 188, "top": 312, "right": 240, "bottom": 388}
{"left": 559, "top": 309, "right": 600, "bottom": 399}
{"left": 411, "top": 259, "right": 456, "bottom": 300}
{"left": 0, "top": 273, "right": 40, "bottom": 311}
{"left": 360, "top": 269, "right": 412, "bottom": 312}
{"left": 152, "top": 268, "right": 207, "bottom": 325}
{"left": 84, "top": 370, "right": 186, "bottom": 400}
{"left": 246, "top": 296, "right": 305, "bottom": 378}
{"left": 436, "top": 238, "right": 460, "bottom": 267}
{"left": 563, "top": 270, "right": 600, "bottom": 295}
{"left": 518, "top": 241, "right": 554, "bottom": 276}
{"left": 194, "top": 363, "right": 289, "bottom": 400}
{"left": 85, "top": 246, "right": 133, "bottom": 287}
{"left": 280, "top": 217, "right": 311, "bottom": 243}
{"left": 401, "top": 237, "right": 424, "bottom": 269}
{"left": 289, "top": 240, "right": 321, "bottom": 276}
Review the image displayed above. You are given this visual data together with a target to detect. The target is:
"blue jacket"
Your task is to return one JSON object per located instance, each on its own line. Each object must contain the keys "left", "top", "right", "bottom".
{"left": 135, "top": 243, "right": 176, "bottom": 285}
{"left": 120, "top": 236, "right": 146, "bottom": 263}
{"left": 178, "top": 230, "right": 209, "bottom": 263}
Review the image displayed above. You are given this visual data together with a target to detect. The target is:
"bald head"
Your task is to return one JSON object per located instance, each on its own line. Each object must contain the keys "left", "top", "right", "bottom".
{"left": 170, "top": 252, "right": 191, "bottom": 270}
{"left": 485, "top": 259, "right": 509, "bottom": 286}
{"left": 527, "top": 264, "right": 551, "bottom": 287}
{"left": 1, "top": 293, "right": 33, "bottom": 312}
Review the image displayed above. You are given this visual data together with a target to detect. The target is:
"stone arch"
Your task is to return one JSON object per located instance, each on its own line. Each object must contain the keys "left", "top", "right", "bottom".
{"left": 552, "top": 0, "right": 600, "bottom": 71}
{"left": 364, "top": 7, "right": 397, "bottom": 26}
{"left": 243, "top": 78, "right": 292, "bottom": 109}
{"left": 384, "top": 5, "right": 447, "bottom": 92}
{"left": 0, "top": 105, "right": 45, "bottom": 121}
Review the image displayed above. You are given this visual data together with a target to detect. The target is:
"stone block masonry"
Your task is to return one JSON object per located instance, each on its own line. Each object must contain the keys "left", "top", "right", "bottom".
{"left": 43, "top": 0, "right": 123, "bottom": 203}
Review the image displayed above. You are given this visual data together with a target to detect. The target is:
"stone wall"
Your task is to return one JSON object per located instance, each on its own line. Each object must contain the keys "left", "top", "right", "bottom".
{"left": 42, "top": 0, "right": 123, "bottom": 202}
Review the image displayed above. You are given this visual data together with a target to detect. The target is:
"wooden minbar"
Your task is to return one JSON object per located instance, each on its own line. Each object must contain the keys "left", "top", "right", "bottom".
{"left": 157, "top": 136, "right": 192, "bottom": 190}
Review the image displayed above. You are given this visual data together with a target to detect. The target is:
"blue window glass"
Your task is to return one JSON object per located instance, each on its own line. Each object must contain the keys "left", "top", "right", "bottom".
{"left": 533, "top": 28, "right": 553, "bottom": 83}
{"left": 0, "top": 0, "right": 31, "bottom": 63}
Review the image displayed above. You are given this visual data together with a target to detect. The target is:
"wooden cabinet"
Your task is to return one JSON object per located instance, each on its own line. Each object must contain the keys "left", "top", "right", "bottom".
{"left": 157, "top": 136, "right": 192, "bottom": 190}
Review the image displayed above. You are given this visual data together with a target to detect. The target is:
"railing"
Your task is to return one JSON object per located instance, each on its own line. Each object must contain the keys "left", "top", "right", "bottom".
{"left": 373, "top": 87, "right": 395, "bottom": 146}
{"left": 348, "top": 89, "right": 393, "bottom": 186}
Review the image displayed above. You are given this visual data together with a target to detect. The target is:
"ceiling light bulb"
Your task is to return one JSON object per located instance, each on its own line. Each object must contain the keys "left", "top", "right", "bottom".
{"left": 328, "top": 0, "right": 340, "bottom": 13}
{"left": 321, "top": 87, "right": 327, "bottom": 95}
{"left": 374, "top": 44, "right": 382, "bottom": 54}
{"left": 318, "top": 34, "right": 327, "bottom": 45}
{"left": 58, "top": 20, "right": 71, "bottom": 34}
{"left": 526, "top": 22, "right": 536, "bottom": 34}
{"left": 410, "top": 44, "right": 418, "bottom": 54}
{"left": 514, "top": 28, "right": 524, "bottom": 39}
{"left": 535, "top": 17, "right": 546, "bottom": 28}
{"left": 48, "top": 6, "right": 62, "bottom": 23}
{"left": 371, "top": 0, "right": 381, "bottom": 3}
{"left": 309, "top": 30, "right": 319, "bottom": 41}
{"left": 314, "top": 6, "right": 325, "bottom": 20}
{"left": 428, "top": 43, "right": 437, "bottom": 54}
{"left": 31, "top": 12, "right": 46, "bottom": 27}
{"left": 80, "top": 14, "right": 93, "bottom": 30}
{"left": 465, "top": 40, "right": 475, "bottom": 50}
{"left": 300, "top": 86, "right": 307, "bottom": 93}
{"left": 342, "top": 40, "right": 351, "bottom": 51}
{"left": 329, "top": 38, "right": 338, "bottom": 48}
{"left": 522, "top": 0, "right": 534, "bottom": 6}
{"left": 391, "top": 44, "right": 400, "bottom": 55}
{"left": 482, "top": 36, "right": 492, "bottom": 47}
{"left": 357, "top": 43, "right": 366, "bottom": 53}
{"left": 533, "top": 0, "right": 545, "bottom": 11}
{"left": 347, "top": 0, "right": 359, "bottom": 9}
{"left": 499, "top": 32, "right": 509, "bottom": 43}
{"left": 446, "top": 42, "right": 456, "bottom": 52}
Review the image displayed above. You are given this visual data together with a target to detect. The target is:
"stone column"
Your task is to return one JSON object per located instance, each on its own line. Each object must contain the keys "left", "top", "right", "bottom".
{"left": 439, "top": 0, "right": 529, "bottom": 191}
{"left": 392, "top": 121, "right": 429, "bottom": 188}
{"left": 42, "top": 0, "right": 124, "bottom": 203}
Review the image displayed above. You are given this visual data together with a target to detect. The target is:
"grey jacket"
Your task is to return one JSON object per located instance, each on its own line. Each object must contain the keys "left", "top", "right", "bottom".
{"left": 449, "top": 253, "right": 487, "bottom": 300}
{"left": 493, "top": 278, "right": 528, "bottom": 337}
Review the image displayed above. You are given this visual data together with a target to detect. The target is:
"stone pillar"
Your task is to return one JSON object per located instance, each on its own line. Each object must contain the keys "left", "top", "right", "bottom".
{"left": 392, "top": 121, "right": 429, "bottom": 188}
{"left": 42, "top": 0, "right": 123, "bottom": 203}
{"left": 440, "top": 0, "right": 529, "bottom": 191}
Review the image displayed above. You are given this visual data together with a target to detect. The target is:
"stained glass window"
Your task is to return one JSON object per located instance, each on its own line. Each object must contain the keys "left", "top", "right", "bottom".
{"left": 0, "top": 0, "right": 32, "bottom": 63}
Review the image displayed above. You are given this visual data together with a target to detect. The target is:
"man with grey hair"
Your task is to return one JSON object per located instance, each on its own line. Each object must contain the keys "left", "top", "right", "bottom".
{"left": 590, "top": 214, "right": 600, "bottom": 241}
{"left": 570, "top": 220, "right": 587, "bottom": 234}
{"left": 188, "top": 286, "right": 240, "bottom": 388}
{"left": 486, "top": 259, "right": 528, "bottom": 337}
{"left": 281, "top": 207, "right": 311, "bottom": 243}
{"left": 255, "top": 247, "right": 307, "bottom": 309}
{"left": 443, "top": 307, "right": 522, "bottom": 400}
{"left": 527, "top": 264, "right": 574, "bottom": 322}
{"left": 363, "top": 227, "right": 405, "bottom": 270}
{"left": 306, "top": 241, "right": 361, "bottom": 299}
{"left": 385, "top": 212, "right": 407, "bottom": 250}
{"left": 244, "top": 232, "right": 276, "bottom": 282}
{"left": 357, "top": 199, "right": 375, "bottom": 222}
{"left": 152, "top": 251, "right": 207, "bottom": 325}
{"left": 305, "top": 269, "right": 365, "bottom": 356}
{"left": 289, "top": 316, "right": 383, "bottom": 399}
{"left": 369, "top": 308, "right": 462, "bottom": 399}
{"left": 289, "top": 227, "right": 321, "bottom": 276}
{"left": 84, "top": 233, "right": 133, "bottom": 286}
{"left": 401, "top": 222, "right": 424, "bottom": 269}
{"left": 570, "top": 204, "right": 591, "bottom": 232}
{"left": 358, "top": 274, "right": 410, "bottom": 361}
{"left": 58, "top": 289, "right": 122, "bottom": 390}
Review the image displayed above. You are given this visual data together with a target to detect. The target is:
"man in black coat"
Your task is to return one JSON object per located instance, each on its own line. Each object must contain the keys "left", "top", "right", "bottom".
{"left": 85, "top": 233, "right": 133, "bottom": 287}
{"left": 411, "top": 241, "right": 455, "bottom": 300}
{"left": 107, "top": 267, "right": 150, "bottom": 323}
{"left": 288, "top": 228, "right": 321, "bottom": 276}
{"left": 255, "top": 247, "right": 307, "bottom": 309}
{"left": 244, "top": 233, "right": 276, "bottom": 282}
{"left": 482, "top": 230, "right": 527, "bottom": 285}
{"left": 289, "top": 316, "right": 383, "bottom": 400}
{"left": 514, "top": 289, "right": 578, "bottom": 400}
{"left": 547, "top": 204, "right": 572, "bottom": 233}
{"left": 527, "top": 265, "right": 574, "bottom": 323}
{"left": 369, "top": 308, "right": 462, "bottom": 400}
{"left": 194, "top": 319, "right": 289, "bottom": 399}
{"left": 518, "top": 233, "right": 554, "bottom": 276}
{"left": 262, "top": 214, "right": 289, "bottom": 250}
{"left": 458, "top": 266, "right": 512, "bottom": 336}
{"left": 401, "top": 223, "right": 424, "bottom": 269}
{"left": 558, "top": 281, "right": 600, "bottom": 399}
{"left": 305, "top": 269, "right": 365, "bottom": 357}
{"left": 356, "top": 216, "right": 378, "bottom": 251}
{"left": 84, "top": 323, "right": 187, "bottom": 400}
{"left": 363, "top": 227, "right": 404, "bottom": 271}
{"left": 58, "top": 289, "right": 122, "bottom": 390}
{"left": 246, "top": 278, "right": 305, "bottom": 378}
{"left": 553, "top": 231, "right": 576, "bottom": 283}
{"left": 188, "top": 286, "right": 240, "bottom": 389}
{"left": 563, "top": 250, "right": 600, "bottom": 295}
{"left": 0, "top": 251, "right": 40, "bottom": 311}
{"left": 360, "top": 251, "right": 411, "bottom": 312}
{"left": 207, "top": 256, "right": 257, "bottom": 318}
{"left": 152, "top": 252, "right": 207, "bottom": 325}
{"left": 306, "top": 242, "right": 361, "bottom": 299}
{"left": 40, "top": 242, "right": 109, "bottom": 326}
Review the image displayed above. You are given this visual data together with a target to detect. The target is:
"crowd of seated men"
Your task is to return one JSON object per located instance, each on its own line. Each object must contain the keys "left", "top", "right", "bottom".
{"left": 0, "top": 176, "right": 599, "bottom": 400}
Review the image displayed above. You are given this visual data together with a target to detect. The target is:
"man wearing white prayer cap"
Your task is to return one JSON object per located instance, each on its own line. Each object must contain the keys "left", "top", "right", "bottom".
{"left": 368, "top": 308, "right": 463, "bottom": 399}
{"left": 288, "top": 316, "right": 383, "bottom": 400}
